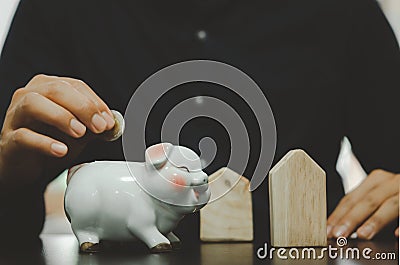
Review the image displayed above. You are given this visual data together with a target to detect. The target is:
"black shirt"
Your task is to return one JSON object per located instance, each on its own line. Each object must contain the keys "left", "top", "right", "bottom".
{"left": 0, "top": 0, "right": 399, "bottom": 247}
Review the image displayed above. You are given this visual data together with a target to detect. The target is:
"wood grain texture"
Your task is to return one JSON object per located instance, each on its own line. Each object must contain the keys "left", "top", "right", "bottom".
{"left": 200, "top": 168, "right": 253, "bottom": 242}
{"left": 269, "top": 149, "right": 327, "bottom": 247}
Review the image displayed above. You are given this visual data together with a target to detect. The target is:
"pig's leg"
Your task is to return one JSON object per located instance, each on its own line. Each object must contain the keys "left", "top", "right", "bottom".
{"left": 127, "top": 221, "right": 171, "bottom": 253}
{"left": 74, "top": 229, "right": 100, "bottom": 253}
{"left": 167, "top": 232, "right": 181, "bottom": 249}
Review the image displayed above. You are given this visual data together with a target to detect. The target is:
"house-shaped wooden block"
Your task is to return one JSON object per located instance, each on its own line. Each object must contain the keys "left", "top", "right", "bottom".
{"left": 269, "top": 149, "right": 327, "bottom": 247}
{"left": 200, "top": 167, "right": 253, "bottom": 242}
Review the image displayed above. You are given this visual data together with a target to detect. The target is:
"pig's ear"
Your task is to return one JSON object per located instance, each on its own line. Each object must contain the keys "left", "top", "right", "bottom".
{"left": 145, "top": 143, "right": 173, "bottom": 170}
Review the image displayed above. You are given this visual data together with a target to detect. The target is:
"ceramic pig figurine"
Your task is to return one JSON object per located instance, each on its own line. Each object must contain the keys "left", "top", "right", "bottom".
{"left": 64, "top": 143, "right": 210, "bottom": 253}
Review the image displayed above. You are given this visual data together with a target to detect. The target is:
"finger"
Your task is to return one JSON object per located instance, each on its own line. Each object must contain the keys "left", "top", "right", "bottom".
{"left": 27, "top": 75, "right": 112, "bottom": 117}
{"left": 8, "top": 128, "right": 68, "bottom": 157}
{"left": 9, "top": 87, "right": 27, "bottom": 105}
{"left": 328, "top": 170, "right": 394, "bottom": 224}
{"left": 27, "top": 80, "right": 109, "bottom": 134}
{"left": 395, "top": 227, "right": 399, "bottom": 237}
{"left": 330, "top": 176, "right": 398, "bottom": 238}
{"left": 356, "top": 195, "right": 399, "bottom": 240}
{"left": 25, "top": 74, "right": 57, "bottom": 87}
{"left": 327, "top": 170, "right": 395, "bottom": 237}
{"left": 12, "top": 92, "right": 86, "bottom": 138}
{"left": 58, "top": 77, "right": 115, "bottom": 129}
{"left": 58, "top": 77, "right": 112, "bottom": 115}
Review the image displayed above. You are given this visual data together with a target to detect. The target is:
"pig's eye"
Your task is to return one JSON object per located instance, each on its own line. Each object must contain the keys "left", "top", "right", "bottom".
{"left": 177, "top": 166, "right": 190, "bottom": 172}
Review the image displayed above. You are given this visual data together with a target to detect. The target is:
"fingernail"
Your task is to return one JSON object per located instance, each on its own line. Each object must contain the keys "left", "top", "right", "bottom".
{"left": 101, "top": 111, "right": 115, "bottom": 128}
{"left": 358, "top": 225, "right": 374, "bottom": 239}
{"left": 70, "top": 118, "right": 86, "bottom": 136}
{"left": 327, "top": 225, "right": 333, "bottom": 236}
{"left": 333, "top": 225, "right": 348, "bottom": 238}
{"left": 92, "top": 113, "right": 107, "bottom": 132}
{"left": 350, "top": 232, "right": 358, "bottom": 239}
{"left": 51, "top": 143, "right": 68, "bottom": 156}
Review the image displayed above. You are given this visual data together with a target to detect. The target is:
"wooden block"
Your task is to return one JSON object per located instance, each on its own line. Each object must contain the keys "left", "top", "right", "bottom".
{"left": 269, "top": 149, "right": 327, "bottom": 247}
{"left": 200, "top": 167, "right": 253, "bottom": 242}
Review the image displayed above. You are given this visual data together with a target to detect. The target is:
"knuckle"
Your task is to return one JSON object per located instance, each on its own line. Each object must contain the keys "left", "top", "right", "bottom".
{"left": 78, "top": 98, "right": 97, "bottom": 114}
{"left": 364, "top": 195, "right": 379, "bottom": 209}
{"left": 12, "top": 88, "right": 26, "bottom": 100}
{"left": 65, "top": 78, "right": 85, "bottom": 92}
{"left": 73, "top": 79, "right": 88, "bottom": 89}
{"left": 29, "top": 74, "right": 52, "bottom": 86}
{"left": 43, "top": 82, "right": 65, "bottom": 98}
{"left": 32, "top": 74, "right": 48, "bottom": 81}
{"left": 70, "top": 80, "right": 101, "bottom": 105}
{"left": 19, "top": 93, "right": 38, "bottom": 112}
{"left": 370, "top": 169, "right": 389, "bottom": 178}
{"left": 26, "top": 74, "right": 53, "bottom": 89}
{"left": 367, "top": 169, "right": 394, "bottom": 184}
{"left": 12, "top": 128, "right": 27, "bottom": 143}
{"left": 369, "top": 169, "right": 382, "bottom": 178}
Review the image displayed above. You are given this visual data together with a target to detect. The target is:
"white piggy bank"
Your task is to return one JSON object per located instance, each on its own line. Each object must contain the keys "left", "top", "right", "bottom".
{"left": 64, "top": 143, "right": 210, "bottom": 253}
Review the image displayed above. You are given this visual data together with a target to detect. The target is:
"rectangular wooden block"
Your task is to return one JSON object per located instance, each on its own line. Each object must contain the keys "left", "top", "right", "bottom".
{"left": 200, "top": 167, "right": 253, "bottom": 242}
{"left": 269, "top": 149, "right": 327, "bottom": 247}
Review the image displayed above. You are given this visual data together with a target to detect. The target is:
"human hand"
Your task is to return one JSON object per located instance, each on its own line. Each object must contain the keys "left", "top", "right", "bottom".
{"left": 327, "top": 169, "right": 399, "bottom": 240}
{"left": 0, "top": 74, "right": 115, "bottom": 187}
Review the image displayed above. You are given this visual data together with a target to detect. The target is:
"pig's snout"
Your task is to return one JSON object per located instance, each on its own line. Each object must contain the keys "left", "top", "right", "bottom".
{"left": 191, "top": 172, "right": 209, "bottom": 194}
{"left": 190, "top": 173, "right": 208, "bottom": 186}
{"left": 193, "top": 184, "right": 208, "bottom": 194}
